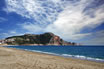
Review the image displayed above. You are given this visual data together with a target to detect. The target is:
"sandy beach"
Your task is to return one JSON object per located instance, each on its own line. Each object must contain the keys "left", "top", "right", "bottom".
{"left": 0, "top": 47, "right": 104, "bottom": 69}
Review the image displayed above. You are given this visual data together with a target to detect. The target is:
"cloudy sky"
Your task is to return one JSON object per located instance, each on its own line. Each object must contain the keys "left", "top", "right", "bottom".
{"left": 0, "top": 0, "right": 104, "bottom": 45}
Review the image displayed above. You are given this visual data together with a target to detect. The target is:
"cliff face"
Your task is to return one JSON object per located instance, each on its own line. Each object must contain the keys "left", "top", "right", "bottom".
{"left": 5, "top": 32, "right": 76, "bottom": 46}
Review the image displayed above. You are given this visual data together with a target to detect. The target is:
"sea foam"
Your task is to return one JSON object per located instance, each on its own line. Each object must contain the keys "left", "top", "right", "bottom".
{"left": 27, "top": 49, "right": 104, "bottom": 62}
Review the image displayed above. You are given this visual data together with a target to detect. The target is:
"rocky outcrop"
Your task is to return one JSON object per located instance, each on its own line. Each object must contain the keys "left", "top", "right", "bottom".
{"left": 4, "top": 32, "right": 77, "bottom": 46}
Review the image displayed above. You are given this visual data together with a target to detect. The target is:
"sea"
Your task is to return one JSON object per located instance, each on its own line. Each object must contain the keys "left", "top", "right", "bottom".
{"left": 5, "top": 45, "right": 104, "bottom": 62}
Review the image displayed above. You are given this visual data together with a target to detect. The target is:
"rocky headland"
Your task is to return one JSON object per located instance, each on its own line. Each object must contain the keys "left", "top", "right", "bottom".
{"left": 1, "top": 32, "right": 77, "bottom": 46}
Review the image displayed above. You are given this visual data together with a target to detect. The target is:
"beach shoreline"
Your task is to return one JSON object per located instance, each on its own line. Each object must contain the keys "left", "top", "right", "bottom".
{"left": 0, "top": 46, "right": 104, "bottom": 69}
{"left": 4, "top": 45, "right": 104, "bottom": 63}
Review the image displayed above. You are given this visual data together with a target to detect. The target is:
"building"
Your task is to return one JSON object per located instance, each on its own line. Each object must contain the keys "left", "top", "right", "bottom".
{"left": 0, "top": 40, "right": 5, "bottom": 44}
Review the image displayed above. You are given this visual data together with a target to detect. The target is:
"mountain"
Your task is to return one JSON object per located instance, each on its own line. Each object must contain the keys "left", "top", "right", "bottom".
{"left": 4, "top": 32, "right": 77, "bottom": 46}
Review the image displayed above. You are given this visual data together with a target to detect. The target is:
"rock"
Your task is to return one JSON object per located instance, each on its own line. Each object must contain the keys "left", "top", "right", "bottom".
{"left": 4, "top": 32, "right": 77, "bottom": 46}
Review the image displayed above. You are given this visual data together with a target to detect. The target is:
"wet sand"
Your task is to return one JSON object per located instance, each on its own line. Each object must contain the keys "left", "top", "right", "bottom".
{"left": 0, "top": 47, "right": 104, "bottom": 69}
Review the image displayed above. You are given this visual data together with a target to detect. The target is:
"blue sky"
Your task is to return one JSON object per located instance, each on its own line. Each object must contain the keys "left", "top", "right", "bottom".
{"left": 0, "top": 0, "right": 104, "bottom": 45}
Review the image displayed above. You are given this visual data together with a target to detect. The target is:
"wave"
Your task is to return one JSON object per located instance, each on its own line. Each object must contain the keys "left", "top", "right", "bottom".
{"left": 6, "top": 47, "right": 104, "bottom": 62}
{"left": 25, "top": 49, "right": 104, "bottom": 62}
{"left": 61, "top": 54, "right": 104, "bottom": 62}
{"left": 27, "top": 49, "right": 60, "bottom": 56}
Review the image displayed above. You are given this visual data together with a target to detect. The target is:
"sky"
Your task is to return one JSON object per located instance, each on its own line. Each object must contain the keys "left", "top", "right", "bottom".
{"left": 0, "top": 0, "right": 104, "bottom": 45}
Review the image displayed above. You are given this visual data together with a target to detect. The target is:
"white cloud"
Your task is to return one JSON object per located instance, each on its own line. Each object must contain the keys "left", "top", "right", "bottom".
{"left": 21, "top": 22, "right": 43, "bottom": 33}
{"left": 9, "top": 31, "right": 16, "bottom": 34}
{"left": 0, "top": 30, "right": 23, "bottom": 39}
{"left": 5, "top": 0, "right": 104, "bottom": 45}
{"left": 45, "top": 0, "right": 104, "bottom": 40}
{"left": 5, "top": 0, "right": 67, "bottom": 26}
{"left": 0, "top": 17, "right": 7, "bottom": 23}
{"left": 82, "top": 30, "right": 104, "bottom": 45}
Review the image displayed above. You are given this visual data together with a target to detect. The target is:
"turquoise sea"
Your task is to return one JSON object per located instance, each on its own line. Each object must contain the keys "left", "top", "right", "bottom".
{"left": 5, "top": 45, "right": 104, "bottom": 62}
